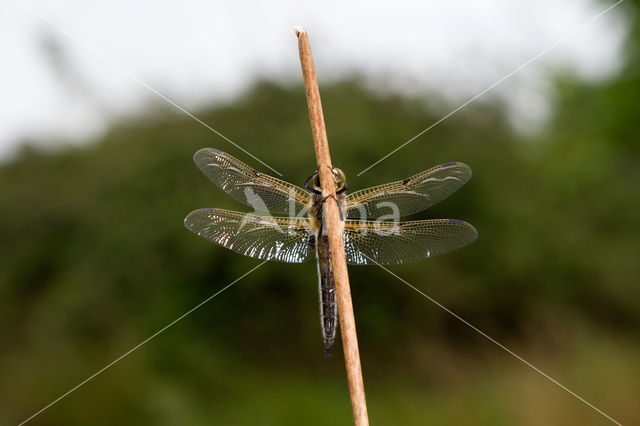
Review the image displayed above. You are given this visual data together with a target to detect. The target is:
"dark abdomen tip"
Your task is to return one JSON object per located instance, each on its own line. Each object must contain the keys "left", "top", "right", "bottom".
{"left": 324, "top": 345, "right": 333, "bottom": 357}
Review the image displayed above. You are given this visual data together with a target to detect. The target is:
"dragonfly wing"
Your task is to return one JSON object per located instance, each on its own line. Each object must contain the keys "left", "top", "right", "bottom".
{"left": 346, "top": 162, "right": 472, "bottom": 219}
{"left": 343, "top": 219, "right": 477, "bottom": 265}
{"left": 194, "top": 148, "right": 312, "bottom": 215}
{"left": 185, "top": 208, "right": 315, "bottom": 263}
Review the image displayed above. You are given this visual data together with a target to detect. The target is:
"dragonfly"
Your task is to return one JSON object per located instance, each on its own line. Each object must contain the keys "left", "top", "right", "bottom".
{"left": 185, "top": 148, "right": 477, "bottom": 355}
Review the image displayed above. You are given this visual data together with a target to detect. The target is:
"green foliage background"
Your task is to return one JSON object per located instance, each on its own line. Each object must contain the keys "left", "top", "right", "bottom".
{"left": 2, "top": 4, "right": 639, "bottom": 425}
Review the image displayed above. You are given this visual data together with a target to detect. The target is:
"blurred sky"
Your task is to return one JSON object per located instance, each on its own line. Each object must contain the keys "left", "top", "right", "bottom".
{"left": 0, "top": 0, "right": 627, "bottom": 159}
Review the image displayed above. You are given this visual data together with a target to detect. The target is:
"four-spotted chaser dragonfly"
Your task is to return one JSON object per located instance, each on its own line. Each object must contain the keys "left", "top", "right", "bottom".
{"left": 185, "top": 148, "right": 477, "bottom": 355}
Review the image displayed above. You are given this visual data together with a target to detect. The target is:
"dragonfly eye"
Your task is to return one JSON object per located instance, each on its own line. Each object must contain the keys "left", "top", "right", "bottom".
{"left": 312, "top": 172, "right": 322, "bottom": 191}
{"left": 332, "top": 168, "right": 347, "bottom": 192}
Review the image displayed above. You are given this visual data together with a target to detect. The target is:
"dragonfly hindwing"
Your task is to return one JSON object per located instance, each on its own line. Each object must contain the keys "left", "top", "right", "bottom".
{"left": 184, "top": 208, "right": 315, "bottom": 263}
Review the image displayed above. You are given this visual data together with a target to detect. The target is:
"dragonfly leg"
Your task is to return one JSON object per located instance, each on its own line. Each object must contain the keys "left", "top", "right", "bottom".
{"left": 321, "top": 193, "right": 345, "bottom": 221}
{"left": 304, "top": 170, "right": 322, "bottom": 194}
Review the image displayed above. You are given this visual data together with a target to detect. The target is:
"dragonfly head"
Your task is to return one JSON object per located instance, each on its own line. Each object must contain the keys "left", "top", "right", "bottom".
{"left": 310, "top": 167, "right": 347, "bottom": 193}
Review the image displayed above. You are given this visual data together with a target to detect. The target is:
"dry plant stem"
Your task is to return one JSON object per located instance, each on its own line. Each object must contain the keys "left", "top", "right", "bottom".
{"left": 295, "top": 27, "right": 369, "bottom": 426}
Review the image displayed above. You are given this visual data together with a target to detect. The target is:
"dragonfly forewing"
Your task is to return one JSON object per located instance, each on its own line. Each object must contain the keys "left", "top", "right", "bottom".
{"left": 346, "top": 162, "right": 472, "bottom": 219}
{"left": 194, "top": 148, "right": 312, "bottom": 216}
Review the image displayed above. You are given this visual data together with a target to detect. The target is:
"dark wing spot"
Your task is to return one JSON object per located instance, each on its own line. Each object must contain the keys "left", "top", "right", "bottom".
{"left": 292, "top": 225, "right": 307, "bottom": 235}
{"left": 448, "top": 219, "right": 465, "bottom": 225}
{"left": 441, "top": 162, "right": 457, "bottom": 167}
{"left": 252, "top": 169, "right": 261, "bottom": 177}
{"left": 401, "top": 178, "right": 410, "bottom": 185}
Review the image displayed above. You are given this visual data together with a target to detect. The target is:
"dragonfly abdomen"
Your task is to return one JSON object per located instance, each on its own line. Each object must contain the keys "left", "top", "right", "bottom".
{"left": 315, "top": 232, "right": 337, "bottom": 356}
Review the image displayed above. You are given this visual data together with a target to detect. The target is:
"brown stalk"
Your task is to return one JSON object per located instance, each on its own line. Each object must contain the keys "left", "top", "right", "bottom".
{"left": 295, "top": 27, "right": 369, "bottom": 426}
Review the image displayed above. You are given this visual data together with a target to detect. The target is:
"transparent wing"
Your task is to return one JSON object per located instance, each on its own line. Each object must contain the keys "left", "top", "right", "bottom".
{"left": 343, "top": 219, "right": 477, "bottom": 265}
{"left": 346, "top": 162, "right": 472, "bottom": 219}
{"left": 184, "top": 208, "right": 315, "bottom": 263}
{"left": 194, "top": 148, "right": 312, "bottom": 215}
